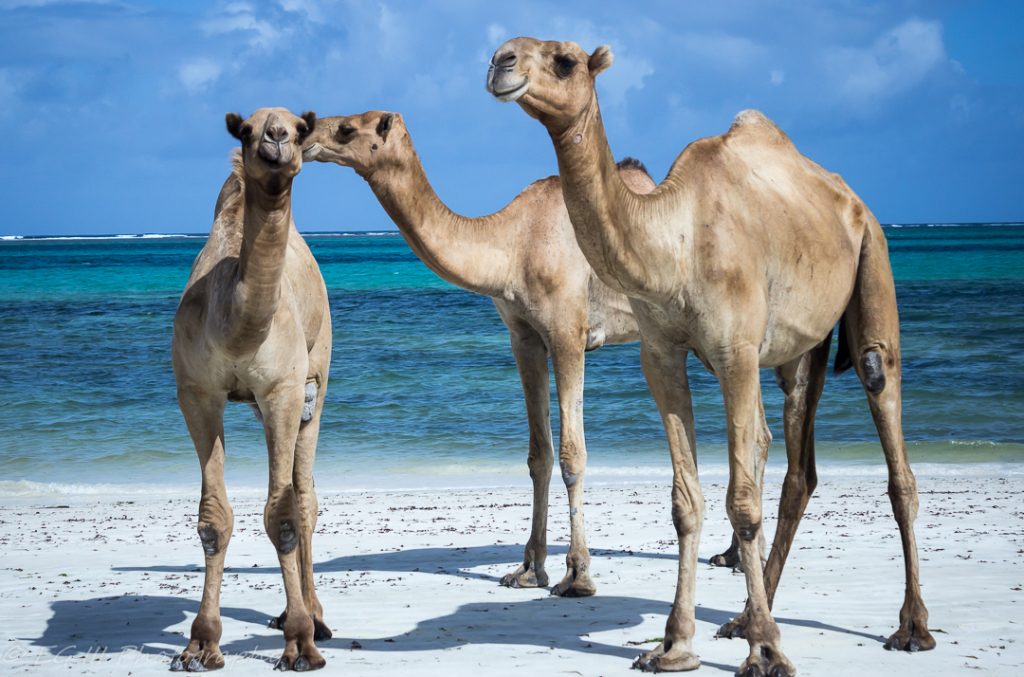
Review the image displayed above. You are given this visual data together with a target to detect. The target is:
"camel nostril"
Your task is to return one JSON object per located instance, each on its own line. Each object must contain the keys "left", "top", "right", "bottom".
{"left": 264, "top": 125, "right": 289, "bottom": 144}
{"left": 495, "top": 51, "right": 517, "bottom": 69}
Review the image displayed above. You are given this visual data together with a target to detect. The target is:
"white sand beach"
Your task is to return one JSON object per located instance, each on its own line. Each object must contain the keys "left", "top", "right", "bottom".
{"left": 1, "top": 468, "right": 1021, "bottom": 676}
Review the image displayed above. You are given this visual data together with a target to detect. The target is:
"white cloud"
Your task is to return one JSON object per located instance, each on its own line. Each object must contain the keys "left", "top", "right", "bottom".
{"left": 178, "top": 58, "right": 222, "bottom": 93}
{"left": 201, "top": 5, "right": 280, "bottom": 49}
{"left": 487, "top": 23, "right": 506, "bottom": 46}
{"left": 600, "top": 51, "right": 655, "bottom": 107}
{"left": 825, "top": 18, "right": 946, "bottom": 101}
{"left": 770, "top": 69, "right": 785, "bottom": 86}
{"left": 279, "top": 0, "right": 322, "bottom": 23}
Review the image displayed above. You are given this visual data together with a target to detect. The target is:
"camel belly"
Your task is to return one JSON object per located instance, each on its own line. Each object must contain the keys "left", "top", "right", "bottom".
{"left": 757, "top": 261, "right": 856, "bottom": 366}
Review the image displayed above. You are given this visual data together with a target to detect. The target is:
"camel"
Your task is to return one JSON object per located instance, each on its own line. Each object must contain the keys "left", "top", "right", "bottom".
{"left": 301, "top": 110, "right": 664, "bottom": 596}
{"left": 171, "top": 107, "right": 330, "bottom": 672}
{"left": 487, "top": 38, "right": 934, "bottom": 675}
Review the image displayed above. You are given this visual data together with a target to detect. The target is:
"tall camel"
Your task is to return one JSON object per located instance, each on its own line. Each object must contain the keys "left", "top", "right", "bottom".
{"left": 301, "top": 110, "right": 663, "bottom": 596}
{"left": 172, "top": 108, "right": 330, "bottom": 672}
{"left": 488, "top": 38, "right": 934, "bottom": 675}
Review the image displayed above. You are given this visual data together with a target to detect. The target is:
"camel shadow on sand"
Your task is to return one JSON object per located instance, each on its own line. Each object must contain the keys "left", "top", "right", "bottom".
{"left": 29, "top": 544, "right": 883, "bottom": 671}
{"left": 113, "top": 542, "right": 678, "bottom": 584}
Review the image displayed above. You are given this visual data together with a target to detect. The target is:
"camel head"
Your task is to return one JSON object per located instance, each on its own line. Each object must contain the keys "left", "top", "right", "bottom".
{"left": 486, "top": 37, "right": 612, "bottom": 130}
{"left": 226, "top": 107, "right": 317, "bottom": 190}
{"left": 302, "top": 111, "right": 407, "bottom": 175}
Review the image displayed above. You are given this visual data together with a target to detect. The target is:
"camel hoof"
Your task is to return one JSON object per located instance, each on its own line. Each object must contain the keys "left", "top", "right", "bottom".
{"left": 736, "top": 652, "right": 794, "bottom": 677}
{"left": 884, "top": 624, "right": 936, "bottom": 652}
{"left": 631, "top": 651, "right": 701, "bottom": 672}
{"left": 709, "top": 551, "right": 740, "bottom": 569}
{"left": 270, "top": 612, "right": 332, "bottom": 642}
{"left": 716, "top": 617, "right": 748, "bottom": 640}
{"left": 500, "top": 564, "right": 548, "bottom": 589}
{"left": 550, "top": 577, "right": 597, "bottom": 597}
{"left": 171, "top": 649, "right": 223, "bottom": 672}
{"left": 550, "top": 567, "right": 596, "bottom": 597}
{"left": 187, "top": 657, "right": 208, "bottom": 673}
{"left": 275, "top": 654, "right": 324, "bottom": 672}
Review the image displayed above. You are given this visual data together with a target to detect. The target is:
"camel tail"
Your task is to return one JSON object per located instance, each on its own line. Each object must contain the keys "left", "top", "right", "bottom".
{"left": 834, "top": 315, "right": 853, "bottom": 375}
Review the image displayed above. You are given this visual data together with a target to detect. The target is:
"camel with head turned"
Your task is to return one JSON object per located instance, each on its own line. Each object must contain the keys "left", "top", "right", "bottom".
{"left": 488, "top": 37, "right": 934, "bottom": 675}
{"left": 171, "top": 107, "right": 330, "bottom": 672}
{"left": 302, "top": 110, "right": 671, "bottom": 596}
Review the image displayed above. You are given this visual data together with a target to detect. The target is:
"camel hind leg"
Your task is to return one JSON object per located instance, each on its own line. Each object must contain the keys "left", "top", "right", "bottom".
{"left": 172, "top": 388, "right": 232, "bottom": 672}
{"left": 844, "top": 219, "right": 934, "bottom": 652}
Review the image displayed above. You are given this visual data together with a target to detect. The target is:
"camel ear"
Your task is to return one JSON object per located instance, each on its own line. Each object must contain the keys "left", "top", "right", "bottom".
{"left": 588, "top": 45, "right": 613, "bottom": 77}
{"left": 298, "top": 111, "right": 316, "bottom": 143}
{"left": 376, "top": 112, "right": 394, "bottom": 142}
{"left": 225, "top": 113, "right": 246, "bottom": 140}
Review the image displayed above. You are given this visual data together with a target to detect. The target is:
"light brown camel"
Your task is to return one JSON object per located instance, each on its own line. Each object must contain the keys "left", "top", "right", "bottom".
{"left": 171, "top": 107, "right": 330, "bottom": 672}
{"left": 488, "top": 38, "right": 934, "bottom": 675}
{"left": 301, "top": 110, "right": 662, "bottom": 596}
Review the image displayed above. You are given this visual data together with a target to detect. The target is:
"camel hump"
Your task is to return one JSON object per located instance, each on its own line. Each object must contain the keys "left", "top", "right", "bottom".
{"left": 728, "top": 109, "right": 791, "bottom": 146}
{"left": 213, "top": 149, "right": 246, "bottom": 220}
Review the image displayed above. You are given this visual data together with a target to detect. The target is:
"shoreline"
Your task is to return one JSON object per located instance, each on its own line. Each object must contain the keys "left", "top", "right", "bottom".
{"left": 3, "top": 457, "right": 1023, "bottom": 500}
{"left": 2, "top": 470, "right": 1021, "bottom": 675}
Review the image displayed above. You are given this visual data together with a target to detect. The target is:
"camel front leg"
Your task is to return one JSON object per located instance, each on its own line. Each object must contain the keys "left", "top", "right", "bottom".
{"left": 259, "top": 382, "right": 325, "bottom": 672}
{"left": 172, "top": 388, "right": 232, "bottom": 672}
{"left": 501, "top": 328, "right": 554, "bottom": 589}
{"left": 718, "top": 336, "right": 829, "bottom": 641}
{"left": 269, "top": 371, "right": 332, "bottom": 642}
{"left": 550, "top": 335, "right": 596, "bottom": 597}
{"left": 632, "top": 340, "right": 701, "bottom": 672}
{"left": 711, "top": 393, "right": 771, "bottom": 571}
{"left": 719, "top": 344, "right": 794, "bottom": 677}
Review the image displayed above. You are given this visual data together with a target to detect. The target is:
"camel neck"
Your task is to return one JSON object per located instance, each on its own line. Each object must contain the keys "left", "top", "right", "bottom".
{"left": 363, "top": 143, "right": 514, "bottom": 298}
{"left": 549, "top": 97, "right": 678, "bottom": 297}
{"left": 228, "top": 179, "right": 293, "bottom": 353}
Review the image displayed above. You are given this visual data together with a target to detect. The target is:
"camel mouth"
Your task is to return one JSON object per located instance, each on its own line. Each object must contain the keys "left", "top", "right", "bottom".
{"left": 302, "top": 143, "right": 323, "bottom": 162}
{"left": 257, "top": 140, "right": 293, "bottom": 167}
{"left": 490, "top": 79, "right": 529, "bottom": 103}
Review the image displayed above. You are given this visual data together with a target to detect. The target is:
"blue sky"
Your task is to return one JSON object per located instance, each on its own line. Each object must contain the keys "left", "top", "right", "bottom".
{"left": 1, "top": 0, "right": 1021, "bottom": 235}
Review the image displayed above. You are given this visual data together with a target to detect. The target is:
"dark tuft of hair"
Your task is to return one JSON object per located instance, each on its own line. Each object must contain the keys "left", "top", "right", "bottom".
{"left": 616, "top": 157, "right": 649, "bottom": 176}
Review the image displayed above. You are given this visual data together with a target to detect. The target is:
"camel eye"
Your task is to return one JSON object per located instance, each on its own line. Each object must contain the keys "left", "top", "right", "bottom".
{"left": 554, "top": 54, "right": 577, "bottom": 78}
{"left": 336, "top": 125, "right": 355, "bottom": 142}
{"left": 239, "top": 124, "right": 254, "bottom": 140}
{"left": 296, "top": 122, "right": 309, "bottom": 139}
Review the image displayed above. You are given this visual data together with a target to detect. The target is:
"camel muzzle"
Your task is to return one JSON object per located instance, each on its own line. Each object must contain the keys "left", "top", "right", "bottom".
{"left": 258, "top": 137, "right": 293, "bottom": 166}
{"left": 487, "top": 50, "right": 528, "bottom": 101}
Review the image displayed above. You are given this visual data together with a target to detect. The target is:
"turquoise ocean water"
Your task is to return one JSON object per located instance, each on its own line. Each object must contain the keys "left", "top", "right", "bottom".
{"left": 1, "top": 224, "right": 1022, "bottom": 494}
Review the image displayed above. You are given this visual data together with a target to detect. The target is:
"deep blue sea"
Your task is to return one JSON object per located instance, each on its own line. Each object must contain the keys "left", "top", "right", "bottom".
{"left": 1, "top": 224, "right": 1022, "bottom": 494}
